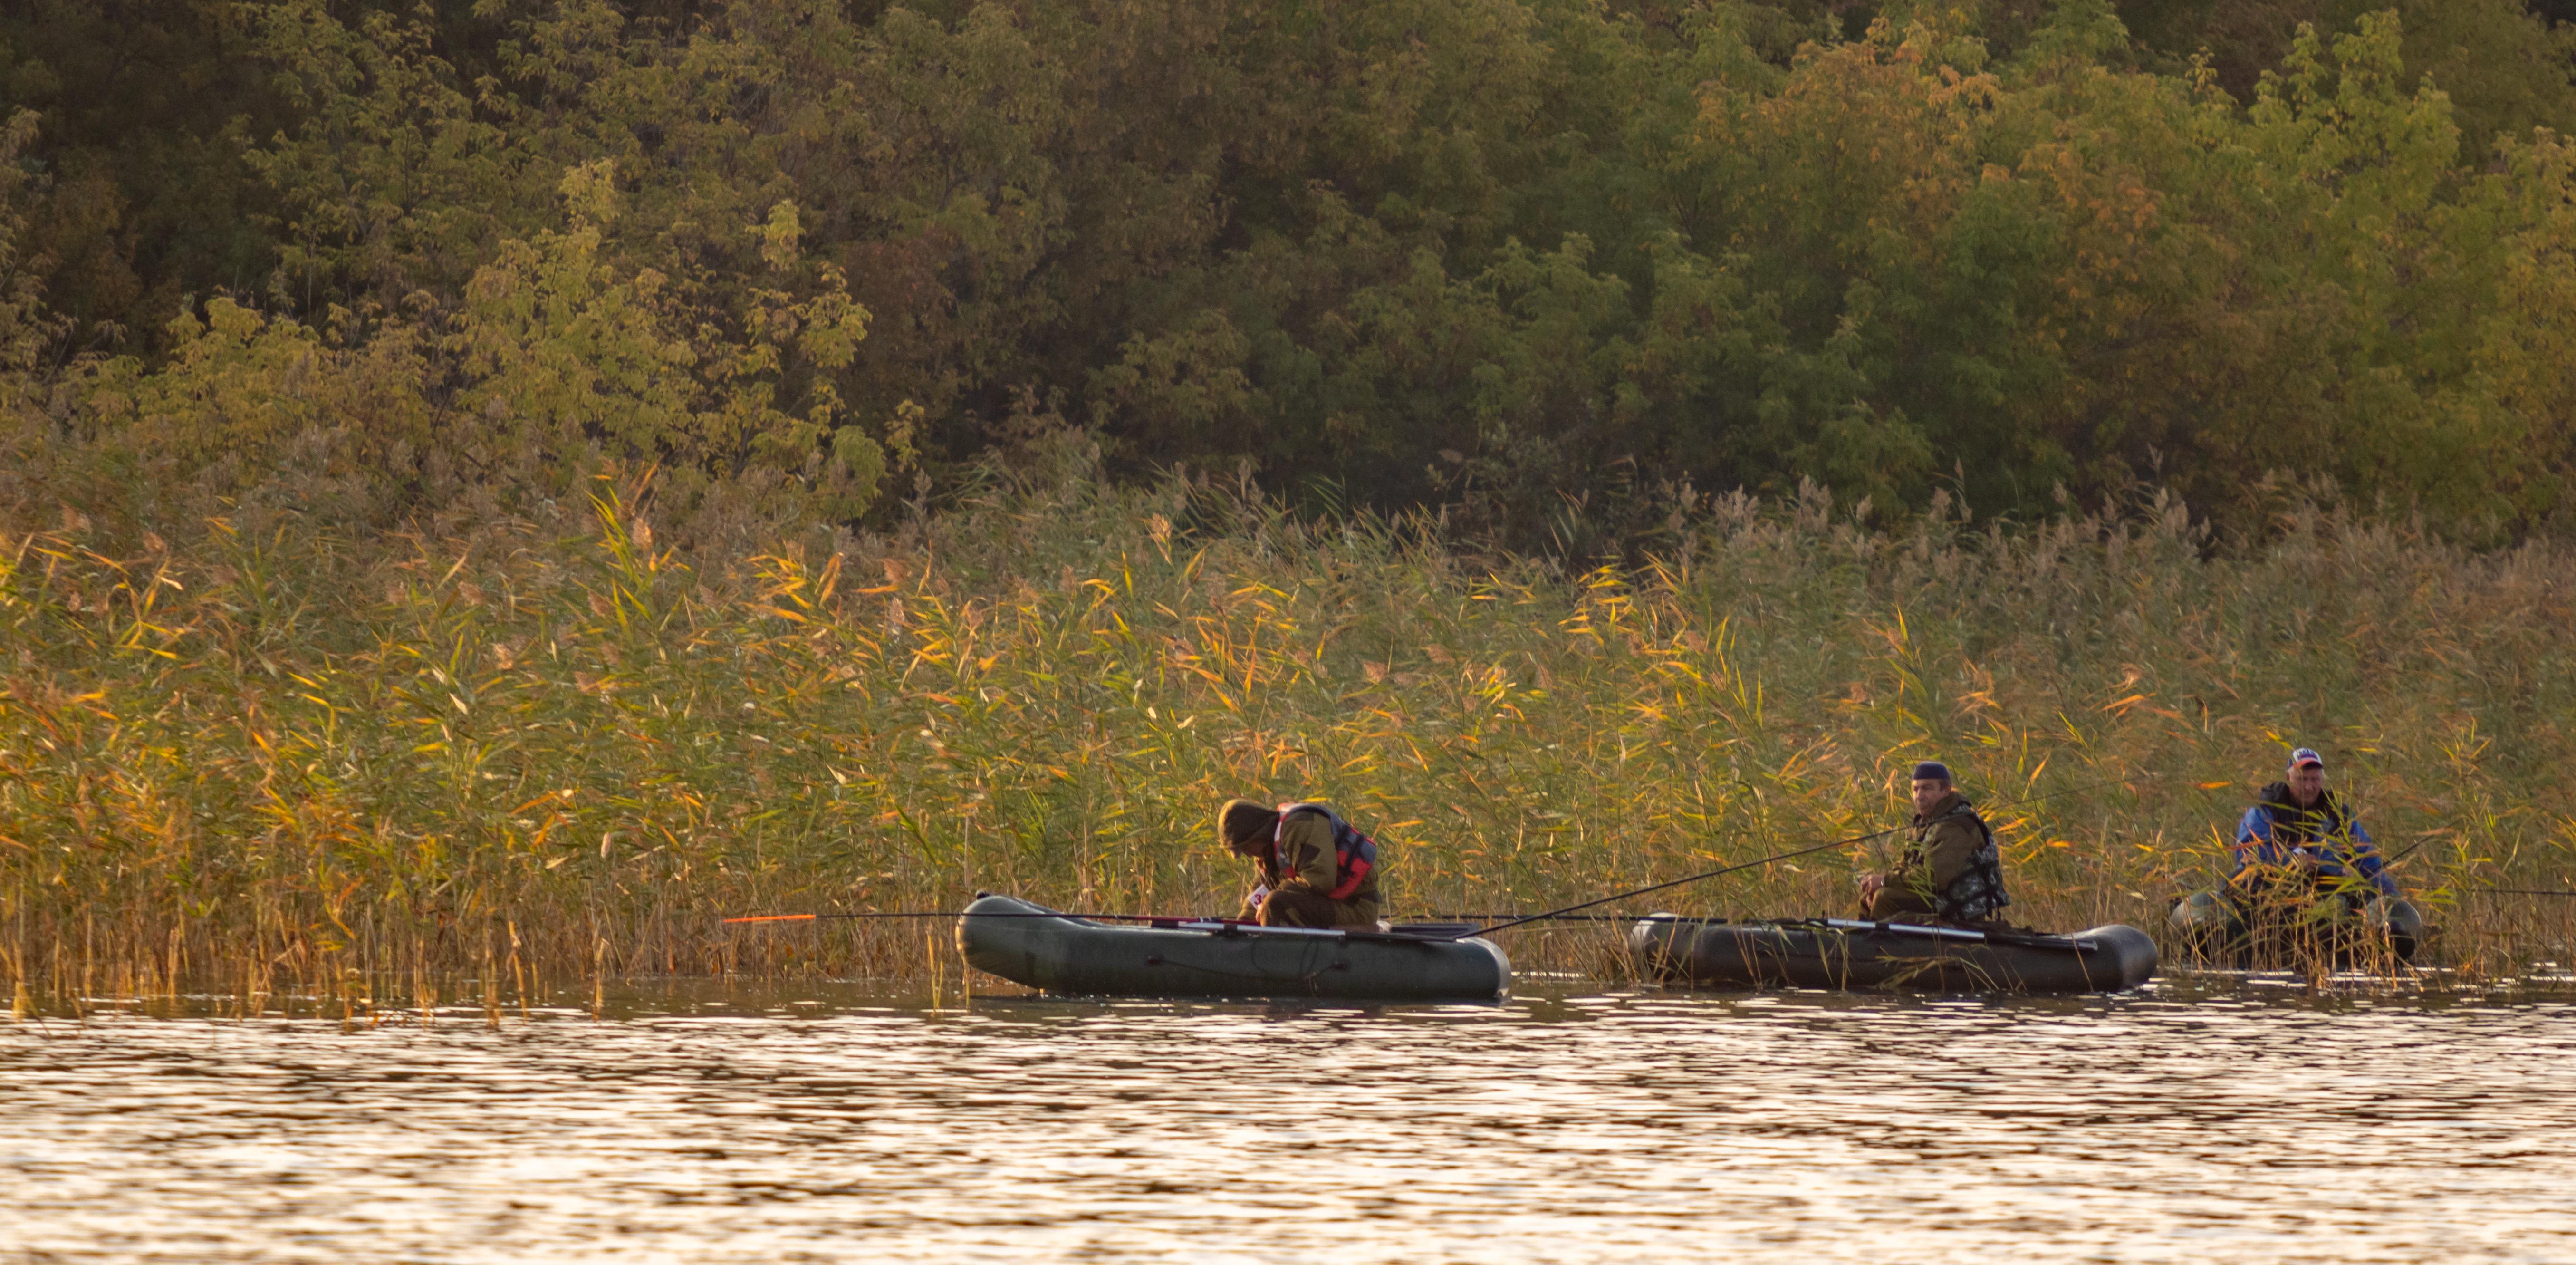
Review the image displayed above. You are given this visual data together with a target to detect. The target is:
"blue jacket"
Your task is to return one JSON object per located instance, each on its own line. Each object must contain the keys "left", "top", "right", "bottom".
{"left": 2232, "top": 784, "right": 2396, "bottom": 896}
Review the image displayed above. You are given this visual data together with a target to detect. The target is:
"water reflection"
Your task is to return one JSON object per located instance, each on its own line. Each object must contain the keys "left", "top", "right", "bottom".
{"left": 6, "top": 980, "right": 2574, "bottom": 1262}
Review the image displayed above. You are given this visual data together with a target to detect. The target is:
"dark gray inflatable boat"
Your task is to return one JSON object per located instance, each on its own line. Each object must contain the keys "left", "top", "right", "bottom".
{"left": 957, "top": 894, "right": 1512, "bottom": 1001}
{"left": 1631, "top": 915, "right": 2158, "bottom": 994}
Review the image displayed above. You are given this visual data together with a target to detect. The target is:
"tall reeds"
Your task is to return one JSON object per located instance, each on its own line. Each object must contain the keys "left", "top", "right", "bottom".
{"left": 5, "top": 460, "right": 2573, "bottom": 1008}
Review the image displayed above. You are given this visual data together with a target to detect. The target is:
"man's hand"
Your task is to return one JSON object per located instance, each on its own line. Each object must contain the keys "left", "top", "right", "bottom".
{"left": 1857, "top": 873, "right": 1884, "bottom": 898}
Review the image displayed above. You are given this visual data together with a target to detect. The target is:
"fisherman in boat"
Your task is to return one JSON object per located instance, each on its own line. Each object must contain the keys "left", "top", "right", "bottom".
{"left": 2172, "top": 746, "right": 2422, "bottom": 962}
{"left": 1855, "top": 762, "right": 2010, "bottom": 926}
{"left": 2230, "top": 748, "right": 2397, "bottom": 901}
{"left": 1217, "top": 798, "right": 1384, "bottom": 929}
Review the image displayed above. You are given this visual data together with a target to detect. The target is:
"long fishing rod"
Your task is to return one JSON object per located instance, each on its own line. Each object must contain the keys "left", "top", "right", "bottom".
{"left": 2379, "top": 837, "right": 2437, "bottom": 868}
{"left": 727, "top": 908, "right": 1459, "bottom": 941}
{"left": 1449, "top": 832, "right": 1892, "bottom": 939}
{"left": 1454, "top": 780, "right": 2118, "bottom": 939}
{"left": 1425, "top": 913, "right": 1655, "bottom": 924}
{"left": 723, "top": 781, "right": 2116, "bottom": 936}
{"left": 724, "top": 910, "right": 1179, "bottom": 925}
{"left": 722, "top": 907, "right": 1497, "bottom": 947}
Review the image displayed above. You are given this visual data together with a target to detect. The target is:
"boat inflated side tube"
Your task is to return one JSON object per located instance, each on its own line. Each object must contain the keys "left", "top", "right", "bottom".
{"left": 956, "top": 894, "right": 1512, "bottom": 1002}
{"left": 1630, "top": 914, "right": 2157, "bottom": 994}
{"left": 2168, "top": 888, "right": 2423, "bottom": 966}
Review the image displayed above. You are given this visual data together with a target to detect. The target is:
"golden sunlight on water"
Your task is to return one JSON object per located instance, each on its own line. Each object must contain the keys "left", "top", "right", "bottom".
{"left": 5, "top": 981, "right": 2575, "bottom": 1262}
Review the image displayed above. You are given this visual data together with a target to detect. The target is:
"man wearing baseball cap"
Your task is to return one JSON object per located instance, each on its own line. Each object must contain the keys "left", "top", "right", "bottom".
{"left": 2231, "top": 748, "right": 2397, "bottom": 899}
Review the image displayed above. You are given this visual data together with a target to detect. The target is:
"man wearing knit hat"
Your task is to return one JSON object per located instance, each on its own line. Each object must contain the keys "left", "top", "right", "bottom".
{"left": 1216, "top": 798, "right": 1384, "bottom": 928}
{"left": 1856, "top": 761, "right": 2011, "bottom": 925}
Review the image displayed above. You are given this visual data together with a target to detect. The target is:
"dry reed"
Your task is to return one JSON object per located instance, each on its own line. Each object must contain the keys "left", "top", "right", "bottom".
{"left": 5, "top": 457, "right": 2574, "bottom": 1012}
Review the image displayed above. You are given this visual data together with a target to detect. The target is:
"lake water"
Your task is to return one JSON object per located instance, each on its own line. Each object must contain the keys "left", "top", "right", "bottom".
{"left": 5, "top": 978, "right": 2574, "bottom": 1263}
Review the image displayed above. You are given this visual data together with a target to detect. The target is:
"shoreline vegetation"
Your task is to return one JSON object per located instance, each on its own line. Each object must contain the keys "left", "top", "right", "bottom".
{"left": 5, "top": 0, "right": 2576, "bottom": 1012}
{"left": 6, "top": 444, "right": 2574, "bottom": 1012}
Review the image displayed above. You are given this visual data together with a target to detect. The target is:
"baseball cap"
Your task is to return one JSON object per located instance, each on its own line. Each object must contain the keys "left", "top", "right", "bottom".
{"left": 2288, "top": 747, "right": 2324, "bottom": 771}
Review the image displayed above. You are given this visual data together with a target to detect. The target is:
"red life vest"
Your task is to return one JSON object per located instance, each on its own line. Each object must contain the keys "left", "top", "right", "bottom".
{"left": 1274, "top": 802, "right": 1379, "bottom": 900}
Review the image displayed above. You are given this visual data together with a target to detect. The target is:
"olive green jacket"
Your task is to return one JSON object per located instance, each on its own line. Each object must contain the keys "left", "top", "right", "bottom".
{"left": 1258, "top": 812, "right": 1340, "bottom": 894}
{"left": 1243, "top": 811, "right": 1380, "bottom": 927}
{"left": 1866, "top": 792, "right": 1988, "bottom": 920}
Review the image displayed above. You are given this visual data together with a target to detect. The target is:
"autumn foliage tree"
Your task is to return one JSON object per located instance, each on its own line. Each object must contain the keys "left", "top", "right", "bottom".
{"left": 1, "top": 0, "right": 2573, "bottom": 544}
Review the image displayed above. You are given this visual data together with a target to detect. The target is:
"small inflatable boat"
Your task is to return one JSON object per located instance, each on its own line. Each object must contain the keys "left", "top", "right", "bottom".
{"left": 956, "top": 893, "right": 1512, "bottom": 1001}
{"left": 2169, "top": 889, "right": 2423, "bottom": 966}
{"left": 1631, "top": 915, "right": 2158, "bottom": 994}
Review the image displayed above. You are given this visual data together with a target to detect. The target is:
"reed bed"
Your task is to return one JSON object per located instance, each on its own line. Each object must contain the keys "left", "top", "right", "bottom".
{"left": 6, "top": 458, "right": 2576, "bottom": 1013}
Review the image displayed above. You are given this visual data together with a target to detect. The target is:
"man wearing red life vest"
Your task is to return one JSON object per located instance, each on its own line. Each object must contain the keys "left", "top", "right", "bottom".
{"left": 1216, "top": 798, "right": 1385, "bottom": 928}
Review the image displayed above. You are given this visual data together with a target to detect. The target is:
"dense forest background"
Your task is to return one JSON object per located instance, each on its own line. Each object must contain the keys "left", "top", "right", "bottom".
{"left": 4, "top": 0, "right": 2574, "bottom": 550}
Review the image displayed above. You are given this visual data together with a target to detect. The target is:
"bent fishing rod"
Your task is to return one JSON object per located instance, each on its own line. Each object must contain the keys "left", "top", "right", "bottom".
{"left": 1453, "top": 780, "right": 2118, "bottom": 940}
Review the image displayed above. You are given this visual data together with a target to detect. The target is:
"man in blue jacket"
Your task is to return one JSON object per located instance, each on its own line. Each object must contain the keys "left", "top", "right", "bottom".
{"left": 2232, "top": 748, "right": 2397, "bottom": 900}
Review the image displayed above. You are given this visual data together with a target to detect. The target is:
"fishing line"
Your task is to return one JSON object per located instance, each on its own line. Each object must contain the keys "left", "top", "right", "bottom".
{"left": 1452, "top": 780, "right": 2119, "bottom": 940}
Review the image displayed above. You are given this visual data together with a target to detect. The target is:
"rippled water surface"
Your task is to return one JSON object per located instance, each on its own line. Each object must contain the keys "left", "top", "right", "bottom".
{"left": 6, "top": 980, "right": 2575, "bottom": 1263}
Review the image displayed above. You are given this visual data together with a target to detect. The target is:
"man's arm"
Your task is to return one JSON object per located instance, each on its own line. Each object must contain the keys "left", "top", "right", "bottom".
{"left": 2233, "top": 807, "right": 2277, "bottom": 870}
{"left": 2343, "top": 821, "right": 2399, "bottom": 896}
{"left": 1865, "top": 879, "right": 1937, "bottom": 918}
{"left": 1866, "top": 829, "right": 1965, "bottom": 917}
{"left": 1272, "top": 815, "right": 1339, "bottom": 893}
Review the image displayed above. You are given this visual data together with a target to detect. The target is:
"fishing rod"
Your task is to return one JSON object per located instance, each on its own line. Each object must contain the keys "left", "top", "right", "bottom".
{"left": 2379, "top": 837, "right": 2437, "bottom": 868}
{"left": 1424, "top": 913, "right": 1653, "bottom": 924}
{"left": 728, "top": 908, "right": 1560, "bottom": 928}
{"left": 722, "top": 907, "right": 1492, "bottom": 946}
{"left": 724, "top": 780, "right": 2115, "bottom": 937}
{"left": 1448, "top": 831, "right": 1893, "bottom": 938}
{"left": 1453, "top": 780, "right": 2118, "bottom": 940}
{"left": 724, "top": 910, "right": 1182, "bottom": 925}
{"left": 727, "top": 907, "right": 1461, "bottom": 942}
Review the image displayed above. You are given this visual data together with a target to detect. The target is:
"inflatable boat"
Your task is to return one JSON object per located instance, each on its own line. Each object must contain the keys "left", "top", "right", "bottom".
{"left": 1630, "top": 915, "right": 2158, "bottom": 994}
{"left": 2169, "top": 889, "right": 2423, "bottom": 966}
{"left": 956, "top": 893, "right": 1512, "bottom": 1001}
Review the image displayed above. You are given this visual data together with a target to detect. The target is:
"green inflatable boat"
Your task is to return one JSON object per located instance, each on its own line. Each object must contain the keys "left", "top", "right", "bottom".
{"left": 1630, "top": 915, "right": 2159, "bottom": 994}
{"left": 956, "top": 893, "right": 1512, "bottom": 1002}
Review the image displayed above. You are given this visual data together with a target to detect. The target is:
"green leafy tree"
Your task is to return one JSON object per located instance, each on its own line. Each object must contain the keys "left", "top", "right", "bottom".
{"left": 5, "top": 0, "right": 2576, "bottom": 542}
